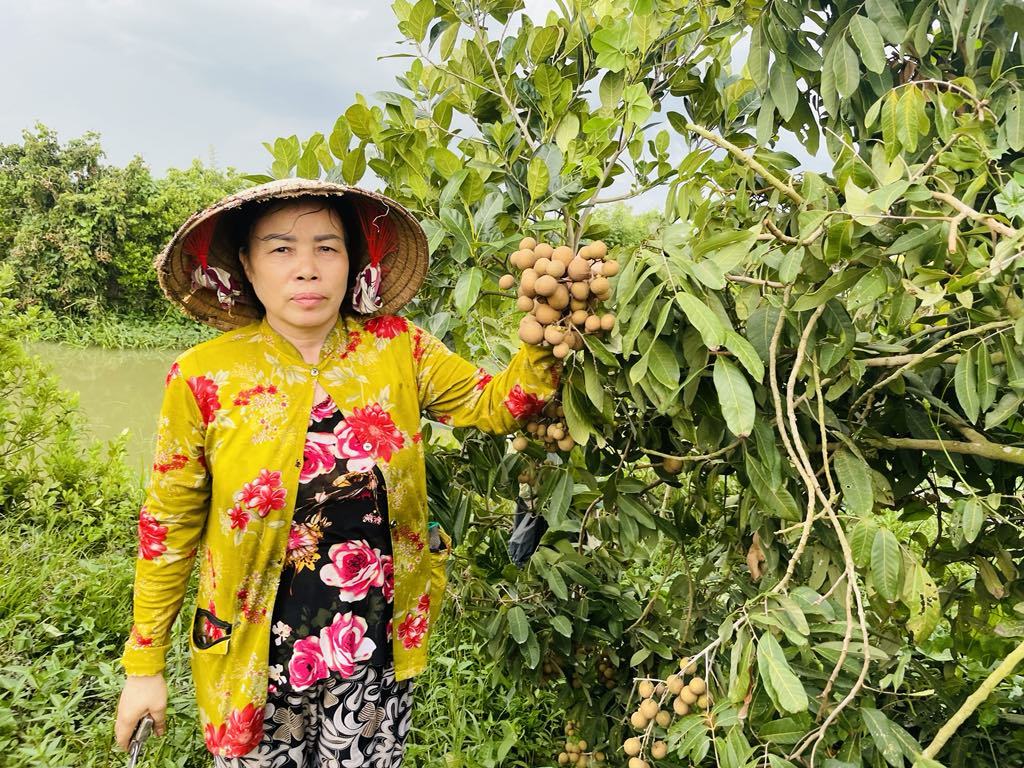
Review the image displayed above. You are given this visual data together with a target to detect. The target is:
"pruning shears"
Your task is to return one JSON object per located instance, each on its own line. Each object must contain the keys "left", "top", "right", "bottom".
{"left": 126, "top": 714, "right": 155, "bottom": 768}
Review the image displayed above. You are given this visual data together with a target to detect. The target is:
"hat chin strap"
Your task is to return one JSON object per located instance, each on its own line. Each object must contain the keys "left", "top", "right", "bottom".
{"left": 352, "top": 263, "right": 384, "bottom": 313}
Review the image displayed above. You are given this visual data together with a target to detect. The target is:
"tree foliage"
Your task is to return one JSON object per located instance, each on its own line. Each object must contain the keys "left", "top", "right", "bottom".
{"left": 263, "top": 1, "right": 1024, "bottom": 764}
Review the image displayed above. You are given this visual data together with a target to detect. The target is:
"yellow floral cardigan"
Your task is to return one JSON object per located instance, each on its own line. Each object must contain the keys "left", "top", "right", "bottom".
{"left": 120, "top": 312, "right": 561, "bottom": 757}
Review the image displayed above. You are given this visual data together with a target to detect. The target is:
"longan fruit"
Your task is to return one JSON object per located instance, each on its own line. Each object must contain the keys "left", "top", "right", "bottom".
{"left": 651, "top": 741, "right": 668, "bottom": 760}
{"left": 679, "top": 687, "right": 698, "bottom": 705}
{"left": 535, "top": 274, "right": 559, "bottom": 297}
{"left": 696, "top": 694, "right": 709, "bottom": 709}
{"left": 571, "top": 309, "right": 589, "bottom": 326}
{"left": 678, "top": 657, "right": 696, "bottom": 674}
{"left": 512, "top": 435, "right": 529, "bottom": 452}
{"left": 655, "top": 710, "right": 671, "bottom": 727}
{"left": 578, "top": 244, "right": 593, "bottom": 259}
{"left": 548, "top": 425, "right": 564, "bottom": 440}
{"left": 662, "top": 456, "right": 684, "bottom": 474}
{"left": 547, "top": 259, "right": 567, "bottom": 278}
{"left": 594, "top": 752, "right": 605, "bottom": 762}
{"left": 666, "top": 674, "right": 684, "bottom": 694}
{"left": 520, "top": 268, "right": 538, "bottom": 296}
{"left": 534, "top": 256, "right": 552, "bottom": 276}
{"left": 558, "top": 436, "right": 575, "bottom": 451}
{"left": 558, "top": 753, "right": 569, "bottom": 766}
{"left": 534, "top": 302, "right": 562, "bottom": 325}
{"left": 566, "top": 740, "right": 577, "bottom": 753}
{"left": 544, "top": 325, "right": 566, "bottom": 345}
{"left": 553, "top": 245, "right": 574, "bottom": 264}
{"left": 688, "top": 676, "right": 707, "bottom": 695}
{"left": 553, "top": 343, "right": 571, "bottom": 359}
{"left": 628, "top": 758, "right": 649, "bottom": 768}
{"left": 623, "top": 738, "right": 642, "bottom": 757}
{"left": 570, "top": 281, "right": 590, "bottom": 301}
{"left": 600, "top": 313, "right": 616, "bottom": 331}
{"left": 638, "top": 680, "right": 655, "bottom": 698}
{"left": 510, "top": 251, "right": 524, "bottom": 270}
{"left": 672, "top": 696, "right": 690, "bottom": 716}
{"left": 534, "top": 242, "right": 554, "bottom": 259}
{"left": 602, "top": 259, "right": 619, "bottom": 276}
{"left": 568, "top": 256, "right": 592, "bottom": 281}
{"left": 516, "top": 295, "right": 534, "bottom": 312}
{"left": 629, "top": 711, "right": 648, "bottom": 730}
{"left": 570, "top": 298, "right": 588, "bottom": 311}
{"left": 578, "top": 740, "right": 588, "bottom": 751}
{"left": 520, "top": 249, "right": 539, "bottom": 269}
{"left": 520, "top": 236, "right": 537, "bottom": 250}
{"left": 590, "top": 240, "right": 608, "bottom": 259}
{"left": 639, "top": 699, "right": 659, "bottom": 719}
{"left": 526, "top": 420, "right": 539, "bottom": 433}
{"left": 590, "top": 275, "right": 610, "bottom": 296}
{"left": 577, "top": 755, "right": 589, "bottom": 768}
{"left": 499, "top": 273, "right": 516, "bottom": 290}
{"left": 584, "top": 314, "right": 602, "bottom": 333}
{"left": 548, "top": 284, "right": 571, "bottom": 310}
{"left": 518, "top": 317, "right": 544, "bottom": 345}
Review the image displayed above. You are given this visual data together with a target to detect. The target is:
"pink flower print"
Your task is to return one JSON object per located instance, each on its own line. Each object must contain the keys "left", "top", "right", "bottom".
{"left": 474, "top": 367, "right": 493, "bottom": 391}
{"left": 398, "top": 611, "right": 428, "bottom": 649}
{"left": 503, "top": 384, "right": 545, "bottom": 420}
{"left": 235, "top": 469, "right": 287, "bottom": 518}
{"left": 364, "top": 314, "right": 409, "bottom": 339}
{"left": 318, "top": 611, "right": 376, "bottom": 677}
{"left": 228, "top": 505, "right": 250, "bottom": 531}
{"left": 301, "top": 432, "right": 338, "bottom": 482}
{"left": 319, "top": 539, "right": 384, "bottom": 601}
{"left": 165, "top": 361, "right": 181, "bottom": 387}
{"left": 309, "top": 394, "right": 337, "bottom": 425}
{"left": 417, "top": 593, "right": 431, "bottom": 614}
{"left": 187, "top": 375, "right": 221, "bottom": 425}
{"left": 137, "top": 506, "right": 168, "bottom": 560}
{"left": 287, "top": 635, "right": 328, "bottom": 692}
{"left": 203, "top": 701, "right": 264, "bottom": 757}
{"left": 334, "top": 403, "right": 405, "bottom": 468}
{"left": 386, "top": 619, "right": 393, "bottom": 642}
{"left": 250, "top": 484, "right": 286, "bottom": 518}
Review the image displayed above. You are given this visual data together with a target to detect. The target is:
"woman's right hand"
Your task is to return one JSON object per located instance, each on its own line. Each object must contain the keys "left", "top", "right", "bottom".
{"left": 114, "top": 673, "right": 168, "bottom": 751}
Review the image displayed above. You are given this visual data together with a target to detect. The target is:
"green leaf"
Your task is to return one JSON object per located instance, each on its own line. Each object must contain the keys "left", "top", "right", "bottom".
{"left": 849, "top": 16, "right": 886, "bottom": 74}
{"left": 724, "top": 330, "right": 765, "bottom": 382}
{"left": 561, "top": 383, "right": 593, "bottom": 446}
{"left": 296, "top": 149, "right": 320, "bottom": 180}
{"left": 954, "top": 345, "right": 981, "bottom": 423}
{"left": 961, "top": 497, "right": 985, "bottom": 544}
{"left": 546, "top": 565, "right": 569, "bottom": 601}
{"left": 341, "top": 144, "right": 366, "bottom": 184}
{"left": 1006, "top": 90, "right": 1024, "bottom": 152}
{"left": 402, "top": 0, "right": 435, "bottom": 43}
{"left": 871, "top": 528, "right": 902, "bottom": 601}
{"left": 507, "top": 605, "right": 529, "bottom": 644}
{"left": 646, "top": 339, "right": 680, "bottom": 388}
{"left": 866, "top": 0, "right": 908, "bottom": 43}
{"left": 676, "top": 293, "right": 726, "bottom": 349}
{"left": 977, "top": 341, "right": 996, "bottom": 412}
{"left": 527, "top": 155, "right": 550, "bottom": 202}
{"left": 834, "top": 449, "right": 874, "bottom": 515}
{"left": 861, "top": 709, "right": 904, "bottom": 768}
{"left": 713, "top": 358, "right": 755, "bottom": 438}
{"left": 453, "top": 267, "right": 483, "bottom": 316}
{"left": 345, "top": 103, "right": 374, "bottom": 140}
{"left": 770, "top": 57, "right": 799, "bottom": 121}
{"left": 551, "top": 615, "right": 573, "bottom": 638}
{"left": 756, "top": 632, "right": 808, "bottom": 713}
{"left": 833, "top": 37, "right": 860, "bottom": 98}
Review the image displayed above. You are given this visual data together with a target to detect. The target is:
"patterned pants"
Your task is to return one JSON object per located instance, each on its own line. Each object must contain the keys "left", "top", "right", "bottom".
{"left": 212, "top": 662, "right": 414, "bottom": 768}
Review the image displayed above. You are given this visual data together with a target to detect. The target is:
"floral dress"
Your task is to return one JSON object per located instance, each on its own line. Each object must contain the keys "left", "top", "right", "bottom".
{"left": 212, "top": 391, "right": 415, "bottom": 767}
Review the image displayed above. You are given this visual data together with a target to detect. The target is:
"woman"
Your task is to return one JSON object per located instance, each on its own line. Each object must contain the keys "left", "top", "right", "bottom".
{"left": 112, "top": 179, "right": 561, "bottom": 766}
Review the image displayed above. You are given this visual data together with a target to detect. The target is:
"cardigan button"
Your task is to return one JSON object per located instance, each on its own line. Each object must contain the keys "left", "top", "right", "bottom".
{"left": 390, "top": 520, "right": 398, "bottom": 529}
{"left": 294, "top": 459, "right": 301, "bottom": 468}
{"left": 310, "top": 367, "right": 319, "bottom": 376}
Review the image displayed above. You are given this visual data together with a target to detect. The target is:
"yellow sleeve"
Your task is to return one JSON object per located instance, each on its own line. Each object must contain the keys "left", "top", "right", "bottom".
{"left": 412, "top": 322, "right": 562, "bottom": 435}
{"left": 120, "top": 356, "right": 211, "bottom": 676}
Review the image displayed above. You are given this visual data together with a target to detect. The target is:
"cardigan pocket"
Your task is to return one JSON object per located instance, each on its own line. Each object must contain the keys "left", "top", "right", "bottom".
{"left": 189, "top": 605, "right": 232, "bottom": 654}
{"left": 427, "top": 527, "right": 452, "bottom": 628}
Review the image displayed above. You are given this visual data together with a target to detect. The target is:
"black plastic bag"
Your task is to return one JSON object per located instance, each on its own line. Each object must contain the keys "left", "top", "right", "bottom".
{"left": 508, "top": 493, "right": 549, "bottom": 566}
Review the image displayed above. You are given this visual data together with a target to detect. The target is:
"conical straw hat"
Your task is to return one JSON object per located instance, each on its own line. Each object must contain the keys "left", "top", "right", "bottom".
{"left": 154, "top": 178, "right": 429, "bottom": 331}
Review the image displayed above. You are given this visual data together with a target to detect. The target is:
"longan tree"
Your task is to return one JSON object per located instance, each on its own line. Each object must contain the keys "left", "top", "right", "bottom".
{"left": 257, "top": 1, "right": 1024, "bottom": 765}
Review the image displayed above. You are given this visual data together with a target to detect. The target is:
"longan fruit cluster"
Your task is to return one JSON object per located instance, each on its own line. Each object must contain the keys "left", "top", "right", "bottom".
{"left": 556, "top": 721, "right": 606, "bottom": 766}
{"left": 504, "top": 237, "right": 618, "bottom": 360}
{"left": 622, "top": 657, "right": 711, "bottom": 765}
{"left": 596, "top": 651, "right": 617, "bottom": 690}
{"left": 511, "top": 398, "right": 576, "bottom": 453}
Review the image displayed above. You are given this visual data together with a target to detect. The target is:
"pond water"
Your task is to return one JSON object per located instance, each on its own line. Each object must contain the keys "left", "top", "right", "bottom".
{"left": 27, "top": 341, "right": 181, "bottom": 479}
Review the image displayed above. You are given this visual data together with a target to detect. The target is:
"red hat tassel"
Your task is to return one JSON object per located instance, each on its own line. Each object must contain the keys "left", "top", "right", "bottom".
{"left": 352, "top": 201, "right": 398, "bottom": 314}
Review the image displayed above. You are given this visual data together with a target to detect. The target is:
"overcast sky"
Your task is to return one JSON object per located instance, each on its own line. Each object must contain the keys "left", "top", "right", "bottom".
{"left": 3, "top": 1, "right": 822, "bottom": 213}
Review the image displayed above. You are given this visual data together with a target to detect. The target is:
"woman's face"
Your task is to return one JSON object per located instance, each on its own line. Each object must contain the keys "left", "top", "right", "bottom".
{"left": 238, "top": 200, "right": 350, "bottom": 333}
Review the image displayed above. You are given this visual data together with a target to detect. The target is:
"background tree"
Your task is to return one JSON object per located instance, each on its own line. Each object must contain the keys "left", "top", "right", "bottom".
{"left": 259, "top": 1, "right": 1024, "bottom": 765}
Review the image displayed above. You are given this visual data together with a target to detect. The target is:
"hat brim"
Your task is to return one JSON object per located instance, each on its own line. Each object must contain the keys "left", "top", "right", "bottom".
{"left": 154, "top": 178, "right": 429, "bottom": 331}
